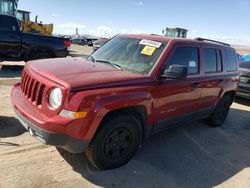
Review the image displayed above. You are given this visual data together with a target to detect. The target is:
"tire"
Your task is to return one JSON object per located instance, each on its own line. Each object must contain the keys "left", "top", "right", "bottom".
{"left": 85, "top": 115, "right": 142, "bottom": 170}
{"left": 207, "top": 95, "right": 232, "bottom": 127}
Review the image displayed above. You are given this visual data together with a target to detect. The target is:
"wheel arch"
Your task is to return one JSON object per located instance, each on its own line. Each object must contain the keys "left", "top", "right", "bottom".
{"left": 223, "top": 90, "right": 236, "bottom": 104}
{"left": 96, "top": 105, "right": 148, "bottom": 140}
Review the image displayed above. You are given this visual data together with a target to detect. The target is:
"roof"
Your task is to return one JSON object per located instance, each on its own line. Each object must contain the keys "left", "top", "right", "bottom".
{"left": 118, "top": 34, "right": 234, "bottom": 49}
{"left": 17, "top": 9, "right": 31, "bottom": 13}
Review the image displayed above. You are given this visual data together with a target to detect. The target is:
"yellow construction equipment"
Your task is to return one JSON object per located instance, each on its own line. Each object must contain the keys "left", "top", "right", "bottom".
{"left": 22, "top": 20, "right": 53, "bottom": 35}
{"left": 0, "top": 0, "right": 53, "bottom": 35}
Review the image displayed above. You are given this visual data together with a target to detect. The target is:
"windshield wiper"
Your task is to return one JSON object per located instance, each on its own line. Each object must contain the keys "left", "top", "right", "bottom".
{"left": 95, "top": 59, "right": 123, "bottom": 71}
{"left": 86, "top": 55, "right": 95, "bottom": 62}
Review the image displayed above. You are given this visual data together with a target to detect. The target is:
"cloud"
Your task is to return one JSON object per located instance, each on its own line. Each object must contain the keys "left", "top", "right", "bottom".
{"left": 57, "top": 23, "right": 86, "bottom": 28}
{"left": 97, "top": 25, "right": 111, "bottom": 31}
{"left": 84, "top": 25, "right": 142, "bottom": 37}
{"left": 108, "top": 21, "right": 113, "bottom": 24}
{"left": 51, "top": 13, "right": 58, "bottom": 17}
{"left": 187, "top": 31, "right": 250, "bottom": 45}
{"left": 133, "top": 1, "right": 143, "bottom": 6}
{"left": 54, "top": 23, "right": 87, "bottom": 35}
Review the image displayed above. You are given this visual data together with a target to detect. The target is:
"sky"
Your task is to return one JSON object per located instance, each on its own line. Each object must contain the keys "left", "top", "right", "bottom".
{"left": 19, "top": 0, "right": 250, "bottom": 45}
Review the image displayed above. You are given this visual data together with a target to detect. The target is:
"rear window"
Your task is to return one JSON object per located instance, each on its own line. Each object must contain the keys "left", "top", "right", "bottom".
{"left": 224, "top": 50, "right": 237, "bottom": 71}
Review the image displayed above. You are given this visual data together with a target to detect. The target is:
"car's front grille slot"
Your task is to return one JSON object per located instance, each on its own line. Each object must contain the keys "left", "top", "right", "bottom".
{"left": 28, "top": 79, "right": 35, "bottom": 99}
{"left": 20, "top": 70, "right": 46, "bottom": 107}
{"left": 37, "top": 84, "right": 45, "bottom": 106}
{"left": 32, "top": 81, "right": 39, "bottom": 103}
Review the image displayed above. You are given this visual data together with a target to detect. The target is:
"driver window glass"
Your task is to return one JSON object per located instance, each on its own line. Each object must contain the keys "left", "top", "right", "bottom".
{"left": 165, "top": 46, "right": 199, "bottom": 75}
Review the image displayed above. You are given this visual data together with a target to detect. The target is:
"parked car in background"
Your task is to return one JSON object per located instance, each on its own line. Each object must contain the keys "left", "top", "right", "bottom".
{"left": 237, "top": 61, "right": 250, "bottom": 99}
{"left": 85, "top": 38, "right": 98, "bottom": 46}
{"left": 0, "top": 14, "right": 70, "bottom": 61}
{"left": 12, "top": 34, "right": 239, "bottom": 170}
{"left": 70, "top": 38, "right": 82, "bottom": 44}
{"left": 93, "top": 38, "right": 109, "bottom": 51}
{"left": 78, "top": 38, "right": 86, "bottom": 45}
{"left": 242, "top": 55, "right": 250, "bottom": 61}
{"left": 237, "top": 53, "right": 245, "bottom": 62}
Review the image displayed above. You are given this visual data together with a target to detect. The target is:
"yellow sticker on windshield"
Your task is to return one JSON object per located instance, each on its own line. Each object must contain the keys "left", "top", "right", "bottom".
{"left": 141, "top": 46, "right": 156, "bottom": 56}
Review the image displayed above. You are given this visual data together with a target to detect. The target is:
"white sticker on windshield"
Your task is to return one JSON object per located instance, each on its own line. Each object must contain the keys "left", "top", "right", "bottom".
{"left": 189, "top": 61, "right": 197, "bottom": 67}
{"left": 139, "top": 39, "right": 162, "bottom": 48}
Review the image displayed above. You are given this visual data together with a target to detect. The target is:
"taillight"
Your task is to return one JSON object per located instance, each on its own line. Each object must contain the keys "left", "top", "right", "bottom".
{"left": 64, "top": 40, "right": 71, "bottom": 47}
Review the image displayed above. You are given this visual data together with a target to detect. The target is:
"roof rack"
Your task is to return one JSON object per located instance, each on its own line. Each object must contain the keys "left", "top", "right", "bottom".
{"left": 195, "top": 37, "right": 230, "bottom": 46}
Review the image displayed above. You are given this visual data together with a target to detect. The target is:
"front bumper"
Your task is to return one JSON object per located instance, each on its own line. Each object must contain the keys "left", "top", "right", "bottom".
{"left": 236, "top": 83, "right": 250, "bottom": 99}
{"left": 12, "top": 84, "right": 90, "bottom": 153}
{"left": 15, "top": 109, "right": 89, "bottom": 153}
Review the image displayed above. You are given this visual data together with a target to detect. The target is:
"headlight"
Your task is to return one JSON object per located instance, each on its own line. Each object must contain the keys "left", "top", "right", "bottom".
{"left": 49, "top": 87, "right": 62, "bottom": 109}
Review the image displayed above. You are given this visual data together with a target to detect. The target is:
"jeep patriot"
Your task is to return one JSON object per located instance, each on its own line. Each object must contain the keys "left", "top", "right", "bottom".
{"left": 12, "top": 34, "right": 239, "bottom": 169}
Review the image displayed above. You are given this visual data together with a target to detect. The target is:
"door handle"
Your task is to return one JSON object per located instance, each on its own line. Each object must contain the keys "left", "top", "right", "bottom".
{"left": 217, "top": 79, "right": 224, "bottom": 83}
{"left": 191, "top": 82, "right": 200, "bottom": 88}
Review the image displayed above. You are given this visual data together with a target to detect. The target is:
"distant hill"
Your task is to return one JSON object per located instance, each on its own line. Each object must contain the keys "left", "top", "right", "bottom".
{"left": 232, "top": 45, "right": 250, "bottom": 55}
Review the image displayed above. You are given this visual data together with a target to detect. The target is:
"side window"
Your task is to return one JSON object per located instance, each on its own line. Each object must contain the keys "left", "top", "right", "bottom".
{"left": 0, "top": 16, "right": 18, "bottom": 32}
{"left": 166, "top": 46, "right": 199, "bottom": 75}
{"left": 204, "top": 48, "right": 222, "bottom": 73}
{"left": 224, "top": 50, "right": 237, "bottom": 71}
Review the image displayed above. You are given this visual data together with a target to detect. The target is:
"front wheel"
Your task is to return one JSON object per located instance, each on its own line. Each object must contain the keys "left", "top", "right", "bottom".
{"left": 207, "top": 95, "right": 232, "bottom": 127}
{"left": 85, "top": 115, "right": 142, "bottom": 170}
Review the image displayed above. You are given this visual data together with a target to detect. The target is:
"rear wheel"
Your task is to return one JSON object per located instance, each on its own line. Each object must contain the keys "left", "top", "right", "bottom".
{"left": 85, "top": 115, "right": 142, "bottom": 170}
{"left": 207, "top": 95, "right": 232, "bottom": 127}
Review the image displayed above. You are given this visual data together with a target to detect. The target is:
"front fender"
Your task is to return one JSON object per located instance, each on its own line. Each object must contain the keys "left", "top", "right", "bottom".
{"left": 79, "top": 92, "right": 153, "bottom": 140}
{"left": 95, "top": 92, "right": 152, "bottom": 118}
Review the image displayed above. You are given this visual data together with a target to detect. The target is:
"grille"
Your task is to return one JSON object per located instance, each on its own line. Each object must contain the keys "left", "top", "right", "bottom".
{"left": 20, "top": 71, "right": 46, "bottom": 107}
{"left": 238, "top": 86, "right": 250, "bottom": 93}
{"left": 240, "top": 75, "right": 250, "bottom": 84}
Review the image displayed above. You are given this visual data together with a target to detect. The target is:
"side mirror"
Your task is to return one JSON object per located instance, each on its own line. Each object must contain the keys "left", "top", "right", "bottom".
{"left": 162, "top": 64, "right": 188, "bottom": 79}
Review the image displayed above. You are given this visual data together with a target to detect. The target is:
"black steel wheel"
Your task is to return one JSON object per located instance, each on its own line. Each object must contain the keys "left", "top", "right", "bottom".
{"left": 207, "top": 95, "right": 232, "bottom": 127}
{"left": 104, "top": 127, "right": 132, "bottom": 159}
{"left": 85, "top": 115, "right": 142, "bottom": 170}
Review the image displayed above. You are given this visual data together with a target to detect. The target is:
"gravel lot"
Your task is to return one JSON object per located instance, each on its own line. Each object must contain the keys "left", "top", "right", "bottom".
{"left": 0, "top": 45, "right": 250, "bottom": 188}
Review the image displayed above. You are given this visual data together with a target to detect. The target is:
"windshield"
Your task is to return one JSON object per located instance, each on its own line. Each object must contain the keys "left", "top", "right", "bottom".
{"left": 91, "top": 36, "right": 166, "bottom": 75}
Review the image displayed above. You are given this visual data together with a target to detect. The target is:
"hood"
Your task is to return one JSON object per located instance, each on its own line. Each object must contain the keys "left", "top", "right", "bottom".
{"left": 29, "top": 57, "right": 148, "bottom": 90}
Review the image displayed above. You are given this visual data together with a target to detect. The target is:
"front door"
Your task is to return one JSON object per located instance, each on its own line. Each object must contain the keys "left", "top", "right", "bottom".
{"left": 153, "top": 45, "right": 204, "bottom": 131}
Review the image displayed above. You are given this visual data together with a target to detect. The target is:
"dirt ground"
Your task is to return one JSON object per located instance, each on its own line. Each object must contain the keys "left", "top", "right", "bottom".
{"left": 1, "top": 45, "right": 250, "bottom": 188}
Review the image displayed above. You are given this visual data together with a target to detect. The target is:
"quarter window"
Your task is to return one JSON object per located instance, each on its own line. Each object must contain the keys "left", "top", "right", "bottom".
{"left": 204, "top": 48, "right": 222, "bottom": 73}
{"left": 166, "top": 46, "right": 199, "bottom": 74}
{"left": 224, "top": 50, "right": 237, "bottom": 71}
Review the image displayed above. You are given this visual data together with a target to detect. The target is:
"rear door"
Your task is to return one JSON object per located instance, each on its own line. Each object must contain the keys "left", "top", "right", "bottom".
{"left": 0, "top": 15, "right": 21, "bottom": 61}
{"left": 153, "top": 44, "right": 204, "bottom": 131}
{"left": 198, "top": 47, "right": 224, "bottom": 109}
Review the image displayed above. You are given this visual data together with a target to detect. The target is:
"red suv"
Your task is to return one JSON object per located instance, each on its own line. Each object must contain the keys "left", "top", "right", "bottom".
{"left": 12, "top": 34, "right": 239, "bottom": 170}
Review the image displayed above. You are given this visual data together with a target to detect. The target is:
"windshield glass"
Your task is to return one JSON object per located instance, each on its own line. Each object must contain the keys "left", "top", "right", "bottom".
{"left": 91, "top": 36, "right": 166, "bottom": 75}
